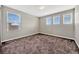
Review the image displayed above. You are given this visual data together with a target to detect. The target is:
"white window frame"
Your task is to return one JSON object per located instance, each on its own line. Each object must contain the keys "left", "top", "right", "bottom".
{"left": 53, "top": 15, "right": 61, "bottom": 25}
{"left": 46, "top": 16, "right": 52, "bottom": 25}
{"left": 63, "top": 13, "right": 73, "bottom": 24}
{"left": 7, "top": 11, "right": 21, "bottom": 32}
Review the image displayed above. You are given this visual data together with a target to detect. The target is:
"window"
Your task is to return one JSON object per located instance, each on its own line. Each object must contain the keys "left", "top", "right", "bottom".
{"left": 63, "top": 13, "right": 72, "bottom": 24}
{"left": 46, "top": 16, "right": 52, "bottom": 25}
{"left": 7, "top": 12, "right": 21, "bottom": 31}
{"left": 8, "top": 13, "right": 21, "bottom": 25}
{"left": 53, "top": 16, "right": 61, "bottom": 24}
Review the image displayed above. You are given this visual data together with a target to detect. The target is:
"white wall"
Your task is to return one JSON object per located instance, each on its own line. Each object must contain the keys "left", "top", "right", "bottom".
{"left": 0, "top": 6, "right": 3, "bottom": 46}
{"left": 0, "top": 7, "right": 1, "bottom": 43}
{"left": 39, "top": 9, "right": 75, "bottom": 39}
{"left": 75, "top": 6, "right": 79, "bottom": 47}
{"left": 1, "top": 6, "right": 39, "bottom": 42}
{"left": 0, "top": 7, "right": 1, "bottom": 40}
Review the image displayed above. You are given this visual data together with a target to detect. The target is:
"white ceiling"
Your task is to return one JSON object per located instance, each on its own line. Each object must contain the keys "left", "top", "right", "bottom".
{"left": 6, "top": 5, "right": 76, "bottom": 17}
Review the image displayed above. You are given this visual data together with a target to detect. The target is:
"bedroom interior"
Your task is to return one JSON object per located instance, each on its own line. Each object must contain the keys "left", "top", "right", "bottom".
{"left": 0, "top": 5, "right": 79, "bottom": 54}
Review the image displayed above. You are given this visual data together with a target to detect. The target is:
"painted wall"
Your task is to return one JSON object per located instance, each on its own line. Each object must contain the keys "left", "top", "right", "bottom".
{"left": 0, "top": 8, "right": 1, "bottom": 52}
{"left": 0, "top": 7, "right": 2, "bottom": 44}
{"left": 0, "top": 6, "right": 3, "bottom": 47}
{"left": 0, "top": 8, "right": 1, "bottom": 40}
{"left": 39, "top": 9, "right": 75, "bottom": 39}
{"left": 75, "top": 6, "right": 79, "bottom": 47}
{"left": 1, "top": 6, "right": 39, "bottom": 42}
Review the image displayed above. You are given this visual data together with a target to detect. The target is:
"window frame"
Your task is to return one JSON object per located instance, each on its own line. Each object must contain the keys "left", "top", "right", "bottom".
{"left": 7, "top": 11, "right": 21, "bottom": 32}
{"left": 46, "top": 16, "right": 53, "bottom": 25}
{"left": 63, "top": 13, "right": 73, "bottom": 24}
{"left": 53, "top": 15, "right": 61, "bottom": 25}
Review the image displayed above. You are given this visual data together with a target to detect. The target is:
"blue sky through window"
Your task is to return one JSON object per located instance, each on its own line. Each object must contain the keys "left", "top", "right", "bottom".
{"left": 8, "top": 13, "right": 20, "bottom": 25}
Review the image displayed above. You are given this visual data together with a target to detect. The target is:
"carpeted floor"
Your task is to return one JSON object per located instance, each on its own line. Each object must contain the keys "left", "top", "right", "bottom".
{"left": 2, "top": 34, "right": 79, "bottom": 54}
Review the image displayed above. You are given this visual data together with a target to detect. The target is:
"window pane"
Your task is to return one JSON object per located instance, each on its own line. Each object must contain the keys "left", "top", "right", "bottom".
{"left": 63, "top": 13, "right": 72, "bottom": 24}
{"left": 8, "top": 13, "right": 21, "bottom": 25}
{"left": 53, "top": 16, "right": 61, "bottom": 24}
{"left": 46, "top": 16, "right": 52, "bottom": 25}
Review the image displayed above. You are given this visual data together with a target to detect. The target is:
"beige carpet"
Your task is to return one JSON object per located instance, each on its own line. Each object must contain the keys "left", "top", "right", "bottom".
{"left": 2, "top": 34, "right": 79, "bottom": 54}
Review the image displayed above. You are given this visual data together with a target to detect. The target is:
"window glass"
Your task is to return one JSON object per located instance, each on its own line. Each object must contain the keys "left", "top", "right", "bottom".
{"left": 8, "top": 13, "right": 21, "bottom": 25}
{"left": 53, "top": 16, "right": 61, "bottom": 24}
{"left": 7, "top": 12, "right": 21, "bottom": 31}
{"left": 63, "top": 13, "right": 72, "bottom": 24}
{"left": 46, "top": 16, "right": 52, "bottom": 25}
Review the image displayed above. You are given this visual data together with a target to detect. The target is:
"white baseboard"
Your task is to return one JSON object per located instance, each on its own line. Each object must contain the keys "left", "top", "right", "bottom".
{"left": 2, "top": 32, "right": 75, "bottom": 44}
{"left": 40, "top": 32, "right": 74, "bottom": 40}
{"left": 1, "top": 33, "right": 38, "bottom": 42}
{"left": 2, "top": 32, "right": 74, "bottom": 42}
